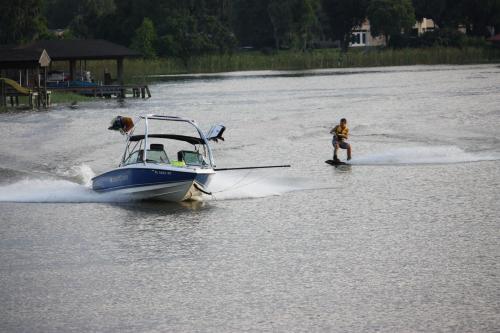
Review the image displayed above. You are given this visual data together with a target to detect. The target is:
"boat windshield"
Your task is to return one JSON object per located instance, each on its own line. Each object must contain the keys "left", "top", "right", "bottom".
{"left": 123, "top": 148, "right": 170, "bottom": 166}
{"left": 120, "top": 116, "right": 213, "bottom": 168}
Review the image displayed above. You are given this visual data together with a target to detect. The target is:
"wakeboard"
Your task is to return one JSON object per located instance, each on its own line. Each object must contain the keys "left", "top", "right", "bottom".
{"left": 325, "top": 159, "right": 350, "bottom": 166}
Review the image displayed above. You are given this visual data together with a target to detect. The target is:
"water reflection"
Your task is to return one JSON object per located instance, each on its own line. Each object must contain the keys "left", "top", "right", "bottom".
{"left": 333, "top": 164, "right": 352, "bottom": 172}
{"left": 111, "top": 200, "right": 210, "bottom": 216}
{"left": 109, "top": 201, "right": 214, "bottom": 264}
{"left": 147, "top": 65, "right": 495, "bottom": 83}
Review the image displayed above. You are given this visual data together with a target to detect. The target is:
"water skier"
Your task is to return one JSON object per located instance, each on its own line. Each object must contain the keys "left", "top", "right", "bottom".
{"left": 330, "top": 118, "right": 352, "bottom": 162}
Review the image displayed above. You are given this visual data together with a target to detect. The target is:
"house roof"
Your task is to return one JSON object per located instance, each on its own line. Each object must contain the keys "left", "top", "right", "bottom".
{"left": 0, "top": 48, "right": 51, "bottom": 69}
{"left": 17, "top": 39, "right": 141, "bottom": 61}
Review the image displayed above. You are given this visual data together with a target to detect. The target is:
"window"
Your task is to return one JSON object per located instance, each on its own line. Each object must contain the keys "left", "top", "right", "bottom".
{"left": 350, "top": 31, "right": 367, "bottom": 47}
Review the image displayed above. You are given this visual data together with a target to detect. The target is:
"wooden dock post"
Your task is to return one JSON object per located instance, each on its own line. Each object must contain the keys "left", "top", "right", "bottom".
{"left": 43, "top": 67, "right": 48, "bottom": 108}
{"left": 0, "top": 79, "right": 5, "bottom": 107}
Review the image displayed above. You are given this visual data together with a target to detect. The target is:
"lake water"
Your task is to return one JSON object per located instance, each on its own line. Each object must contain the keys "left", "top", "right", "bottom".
{"left": 1, "top": 65, "right": 499, "bottom": 332}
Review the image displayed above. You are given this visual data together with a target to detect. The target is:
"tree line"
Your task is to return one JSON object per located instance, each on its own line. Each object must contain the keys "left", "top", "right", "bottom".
{"left": 1, "top": 0, "right": 499, "bottom": 59}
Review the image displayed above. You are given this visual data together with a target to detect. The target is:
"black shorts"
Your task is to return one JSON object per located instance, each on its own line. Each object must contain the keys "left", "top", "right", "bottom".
{"left": 332, "top": 138, "right": 349, "bottom": 149}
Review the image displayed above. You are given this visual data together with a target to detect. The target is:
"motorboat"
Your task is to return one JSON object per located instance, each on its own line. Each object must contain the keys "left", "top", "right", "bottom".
{"left": 92, "top": 115, "right": 225, "bottom": 202}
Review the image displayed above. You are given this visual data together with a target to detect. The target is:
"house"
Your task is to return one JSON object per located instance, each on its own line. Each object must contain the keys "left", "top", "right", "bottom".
{"left": 413, "top": 18, "right": 437, "bottom": 35}
{"left": 350, "top": 18, "right": 437, "bottom": 48}
{"left": 350, "top": 20, "right": 386, "bottom": 47}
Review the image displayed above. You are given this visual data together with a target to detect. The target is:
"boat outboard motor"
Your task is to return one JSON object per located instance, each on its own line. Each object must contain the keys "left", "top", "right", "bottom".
{"left": 108, "top": 116, "right": 134, "bottom": 134}
{"left": 206, "top": 124, "right": 226, "bottom": 142}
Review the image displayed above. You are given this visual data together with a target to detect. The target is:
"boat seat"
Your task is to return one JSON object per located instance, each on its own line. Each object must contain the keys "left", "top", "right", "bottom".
{"left": 135, "top": 144, "right": 170, "bottom": 164}
{"left": 150, "top": 144, "right": 164, "bottom": 151}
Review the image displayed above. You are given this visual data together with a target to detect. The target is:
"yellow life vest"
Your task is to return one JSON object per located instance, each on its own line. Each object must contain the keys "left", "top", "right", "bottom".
{"left": 332, "top": 125, "right": 349, "bottom": 139}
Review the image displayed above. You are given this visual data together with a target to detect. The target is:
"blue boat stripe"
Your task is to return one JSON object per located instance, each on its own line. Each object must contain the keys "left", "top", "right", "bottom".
{"left": 94, "top": 180, "right": 192, "bottom": 193}
{"left": 92, "top": 167, "right": 199, "bottom": 192}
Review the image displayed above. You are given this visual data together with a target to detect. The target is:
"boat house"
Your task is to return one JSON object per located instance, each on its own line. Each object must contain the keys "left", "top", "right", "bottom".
{"left": 0, "top": 39, "right": 148, "bottom": 107}
{"left": 19, "top": 39, "right": 140, "bottom": 85}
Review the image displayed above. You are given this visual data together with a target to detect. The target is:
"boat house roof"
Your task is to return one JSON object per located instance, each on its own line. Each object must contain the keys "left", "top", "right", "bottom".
{"left": 17, "top": 39, "right": 141, "bottom": 61}
{"left": 0, "top": 48, "right": 51, "bottom": 69}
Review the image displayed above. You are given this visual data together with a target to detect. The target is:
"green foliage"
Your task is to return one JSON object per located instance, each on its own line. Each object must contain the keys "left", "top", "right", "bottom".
{"left": 43, "top": 0, "right": 79, "bottom": 29}
{"left": 50, "top": 92, "right": 95, "bottom": 104}
{"left": 232, "top": 0, "right": 274, "bottom": 48}
{"left": 69, "top": 0, "right": 116, "bottom": 38}
{"left": 411, "top": 0, "right": 446, "bottom": 25}
{"left": 268, "top": 0, "right": 294, "bottom": 49}
{"left": 322, "top": 0, "right": 369, "bottom": 51}
{"left": 3, "top": 0, "right": 500, "bottom": 59}
{"left": 390, "top": 28, "right": 491, "bottom": 48}
{"left": 0, "top": 0, "right": 47, "bottom": 44}
{"left": 293, "top": 0, "right": 319, "bottom": 50}
{"left": 130, "top": 18, "right": 158, "bottom": 59}
{"left": 367, "top": 0, "right": 416, "bottom": 41}
{"left": 461, "top": 0, "right": 500, "bottom": 36}
{"left": 267, "top": 0, "right": 320, "bottom": 50}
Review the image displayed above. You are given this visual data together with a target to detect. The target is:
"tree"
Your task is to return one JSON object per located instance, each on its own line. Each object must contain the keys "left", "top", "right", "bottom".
{"left": 293, "top": 0, "right": 319, "bottom": 50}
{"left": 461, "top": 0, "right": 500, "bottom": 36}
{"left": 322, "top": 0, "right": 369, "bottom": 51}
{"left": 43, "top": 0, "right": 79, "bottom": 29}
{"left": 268, "top": 0, "right": 294, "bottom": 50}
{"left": 232, "top": 0, "right": 275, "bottom": 48}
{"left": 130, "top": 18, "right": 158, "bottom": 58}
{"left": 0, "top": 0, "right": 47, "bottom": 44}
{"left": 412, "top": 0, "right": 446, "bottom": 27}
{"left": 367, "top": 0, "right": 416, "bottom": 43}
{"left": 201, "top": 15, "right": 238, "bottom": 53}
{"left": 69, "top": 0, "right": 116, "bottom": 38}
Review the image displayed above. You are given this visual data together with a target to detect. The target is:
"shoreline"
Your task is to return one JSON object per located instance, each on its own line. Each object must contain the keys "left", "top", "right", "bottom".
{"left": 122, "top": 47, "right": 500, "bottom": 82}
{"left": 143, "top": 62, "right": 497, "bottom": 79}
{"left": 43, "top": 46, "right": 500, "bottom": 84}
{"left": 2, "top": 49, "right": 499, "bottom": 111}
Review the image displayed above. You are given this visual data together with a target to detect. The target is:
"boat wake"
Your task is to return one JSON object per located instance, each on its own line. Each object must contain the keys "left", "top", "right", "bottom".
{"left": 0, "top": 164, "right": 123, "bottom": 203}
{"left": 208, "top": 172, "right": 305, "bottom": 200}
{"left": 0, "top": 164, "right": 303, "bottom": 203}
{"left": 350, "top": 146, "right": 500, "bottom": 165}
{"left": 0, "top": 178, "right": 125, "bottom": 203}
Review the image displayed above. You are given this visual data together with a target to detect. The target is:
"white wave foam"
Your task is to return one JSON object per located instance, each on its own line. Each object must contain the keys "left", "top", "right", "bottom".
{"left": 208, "top": 172, "right": 303, "bottom": 200}
{"left": 0, "top": 166, "right": 302, "bottom": 203}
{"left": 351, "top": 146, "right": 500, "bottom": 165}
{"left": 56, "top": 164, "right": 96, "bottom": 186}
{"left": 0, "top": 164, "right": 120, "bottom": 203}
{"left": 0, "top": 178, "right": 124, "bottom": 203}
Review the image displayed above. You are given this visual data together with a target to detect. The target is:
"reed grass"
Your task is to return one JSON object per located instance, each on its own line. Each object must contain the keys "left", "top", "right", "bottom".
{"left": 50, "top": 92, "right": 93, "bottom": 104}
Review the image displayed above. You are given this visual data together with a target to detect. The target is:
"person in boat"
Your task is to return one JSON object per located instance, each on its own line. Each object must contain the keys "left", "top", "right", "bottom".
{"left": 330, "top": 118, "right": 352, "bottom": 162}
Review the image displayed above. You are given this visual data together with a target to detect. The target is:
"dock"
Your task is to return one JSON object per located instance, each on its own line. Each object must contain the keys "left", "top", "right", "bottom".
{"left": 47, "top": 84, "right": 151, "bottom": 99}
{"left": 0, "top": 78, "right": 48, "bottom": 108}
